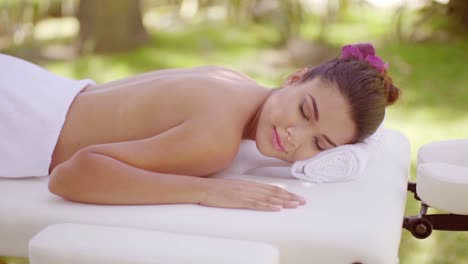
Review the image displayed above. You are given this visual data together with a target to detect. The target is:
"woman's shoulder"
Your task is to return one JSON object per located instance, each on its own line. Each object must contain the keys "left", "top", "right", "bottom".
{"left": 179, "top": 71, "right": 263, "bottom": 111}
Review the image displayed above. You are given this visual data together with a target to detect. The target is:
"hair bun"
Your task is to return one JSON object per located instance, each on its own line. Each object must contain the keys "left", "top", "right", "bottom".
{"left": 382, "top": 74, "right": 400, "bottom": 105}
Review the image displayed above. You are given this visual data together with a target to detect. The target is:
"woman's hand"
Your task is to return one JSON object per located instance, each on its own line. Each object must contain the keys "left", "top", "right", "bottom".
{"left": 198, "top": 178, "right": 306, "bottom": 211}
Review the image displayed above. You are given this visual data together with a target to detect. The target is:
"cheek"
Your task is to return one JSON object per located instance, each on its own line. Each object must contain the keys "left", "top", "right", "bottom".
{"left": 266, "top": 94, "right": 291, "bottom": 120}
{"left": 272, "top": 105, "right": 296, "bottom": 127}
{"left": 261, "top": 110, "right": 282, "bottom": 130}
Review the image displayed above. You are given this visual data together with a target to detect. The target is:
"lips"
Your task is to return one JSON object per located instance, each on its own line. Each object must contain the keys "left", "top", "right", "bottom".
{"left": 272, "top": 127, "right": 287, "bottom": 153}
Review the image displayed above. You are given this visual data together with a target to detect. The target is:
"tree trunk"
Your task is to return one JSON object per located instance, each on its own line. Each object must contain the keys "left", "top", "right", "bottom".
{"left": 78, "top": 0, "right": 149, "bottom": 54}
{"left": 447, "top": 0, "right": 468, "bottom": 33}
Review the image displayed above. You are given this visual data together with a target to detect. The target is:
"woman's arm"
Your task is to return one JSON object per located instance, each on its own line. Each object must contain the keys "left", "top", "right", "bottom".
{"left": 49, "top": 151, "right": 304, "bottom": 210}
{"left": 49, "top": 120, "right": 305, "bottom": 210}
{"left": 49, "top": 150, "right": 206, "bottom": 205}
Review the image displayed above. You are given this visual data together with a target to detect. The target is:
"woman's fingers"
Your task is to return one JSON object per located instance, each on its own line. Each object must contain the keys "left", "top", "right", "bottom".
{"left": 199, "top": 178, "right": 306, "bottom": 211}
{"left": 247, "top": 184, "right": 306, "bottom": 209}
{"left": 264, "top": 196, "right": 300, "bottom": 208}
{"left": 246, "top": 199, "right": 283, "bottom": 211}
{"left": 258, "top": 184, "right": 306, "bottom": 204}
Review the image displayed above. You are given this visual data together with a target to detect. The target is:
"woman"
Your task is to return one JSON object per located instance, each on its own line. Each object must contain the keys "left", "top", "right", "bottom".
{"left": 0, "top": 43, "right": 399, "bottom": 211}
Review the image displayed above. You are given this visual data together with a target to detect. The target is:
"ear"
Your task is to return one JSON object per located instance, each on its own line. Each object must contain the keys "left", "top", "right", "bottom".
{"left": 283, "top": 67, "right": 309, "bottom": 86}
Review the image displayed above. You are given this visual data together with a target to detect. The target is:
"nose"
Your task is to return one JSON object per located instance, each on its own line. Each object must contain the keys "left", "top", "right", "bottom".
{"left": 286, "top": 126, "right": 310, "bottom": 149}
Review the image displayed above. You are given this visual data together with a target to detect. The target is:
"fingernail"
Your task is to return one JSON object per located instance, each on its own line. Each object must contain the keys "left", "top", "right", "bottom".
{"left": 272, "top": 205, "right": 283, "bottom": 210}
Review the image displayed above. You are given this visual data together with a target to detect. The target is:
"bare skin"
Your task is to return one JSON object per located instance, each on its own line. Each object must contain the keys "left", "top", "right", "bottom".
{"left": 48, "top": 66, "right": 356, "bottom": 211}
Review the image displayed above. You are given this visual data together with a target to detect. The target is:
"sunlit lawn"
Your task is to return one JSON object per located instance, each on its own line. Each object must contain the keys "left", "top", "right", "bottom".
{"left": 2, "top": 7, "right": 467, "bottom": 264}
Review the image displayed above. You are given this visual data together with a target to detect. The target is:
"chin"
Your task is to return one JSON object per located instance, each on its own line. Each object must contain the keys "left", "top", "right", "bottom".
{"left": 276, "top": 155, "right": 294, "bottom": 163}
{"left": 255, "top": 140, "right": 293, "bottom": 163}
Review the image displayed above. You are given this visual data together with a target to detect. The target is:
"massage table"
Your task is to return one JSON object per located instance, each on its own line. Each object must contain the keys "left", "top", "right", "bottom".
{"left": 0, "top": 129, "right": 411, "bottom": 264}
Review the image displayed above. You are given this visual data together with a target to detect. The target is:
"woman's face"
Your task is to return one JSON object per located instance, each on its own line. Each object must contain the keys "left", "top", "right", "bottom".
{"left": 255, "top": 73, "right": 357, "bottom": 162}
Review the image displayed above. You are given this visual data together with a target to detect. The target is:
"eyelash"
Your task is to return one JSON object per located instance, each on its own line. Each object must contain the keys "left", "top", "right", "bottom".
{"left": 300, "top": 101, "right": 323, "bottom": 151}
{"left": 299, "top": 101, "right": 309, "bottom": 121}
{"left": 314, "top": 137, "right": 324, "bottom": 151}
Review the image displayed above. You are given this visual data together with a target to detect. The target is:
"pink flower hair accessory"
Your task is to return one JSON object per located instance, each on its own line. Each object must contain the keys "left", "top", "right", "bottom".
{"left": 341, "top": 43, "right": 389, "bottom": 74}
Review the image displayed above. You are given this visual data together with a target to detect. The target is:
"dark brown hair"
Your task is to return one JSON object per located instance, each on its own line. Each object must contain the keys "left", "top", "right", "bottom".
{"left": 301, "top": 58, "right": 400, "bottom": 142}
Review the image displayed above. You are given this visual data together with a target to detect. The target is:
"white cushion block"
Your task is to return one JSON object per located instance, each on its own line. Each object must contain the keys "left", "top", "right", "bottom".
{"left": 417, "top": 139, "right": 468, "bottom": 215}
{"left": 29, "top": 224, "right": 279, "bottom": 264}
{"left": 0, "top": 129, "right": 411, "bottom": 264}
{"left": 417, "top": 163, "right": 468, "bottom": 215}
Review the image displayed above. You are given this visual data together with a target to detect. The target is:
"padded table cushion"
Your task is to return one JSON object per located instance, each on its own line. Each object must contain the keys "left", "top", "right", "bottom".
{"left": 1, "top": 129, "right": 410, "bottom": 264}
{"left": 29, "top": 224, "right": 279, "bottom": 264}
{"left": 417, "top": 139, "right": 468, "bottom": 215}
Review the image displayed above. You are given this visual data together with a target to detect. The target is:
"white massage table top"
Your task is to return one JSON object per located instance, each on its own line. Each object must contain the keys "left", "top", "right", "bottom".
{"left": 0, "top": 129, "right": 411, "bottom": 264}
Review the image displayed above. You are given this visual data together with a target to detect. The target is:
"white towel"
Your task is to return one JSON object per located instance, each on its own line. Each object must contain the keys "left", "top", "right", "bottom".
{"left": 291, "top": 126, "right": 384, "bottom": 183}
{"left": 0, "top": 54, "right": 95, "bottom": 177}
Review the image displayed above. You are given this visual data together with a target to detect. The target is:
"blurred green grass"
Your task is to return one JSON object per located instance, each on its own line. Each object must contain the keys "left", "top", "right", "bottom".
{"left": 2, "top": 7, "right": 468, "bottom": 264}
